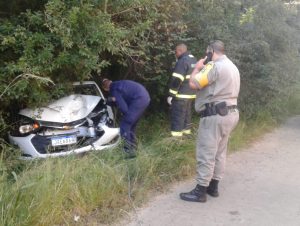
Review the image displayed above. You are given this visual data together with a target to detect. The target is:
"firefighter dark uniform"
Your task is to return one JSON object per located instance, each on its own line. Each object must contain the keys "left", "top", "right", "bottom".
{"left": 169, "top": 52, "right": 197, "bottom": 137}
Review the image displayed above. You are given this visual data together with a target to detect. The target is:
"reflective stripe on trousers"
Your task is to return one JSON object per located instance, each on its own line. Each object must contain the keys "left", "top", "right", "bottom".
{"left": 171, "top": 99, "right": 193, "bottom": 136}
{"left": 176, "top": 94, "right": 196, "bottom": 99}
{"left": 171, "top": 131, "right": 183, "bottom": 137}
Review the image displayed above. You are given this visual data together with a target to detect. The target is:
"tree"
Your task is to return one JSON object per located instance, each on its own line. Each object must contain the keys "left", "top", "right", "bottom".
{"left": 1, "top": 0, "right": 300, "bottom": 138}
{"left": 0, "top": 0, "right": 189, "bottom": 135}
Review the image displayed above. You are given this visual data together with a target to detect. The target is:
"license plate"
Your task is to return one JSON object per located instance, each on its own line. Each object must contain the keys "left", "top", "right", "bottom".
{"left": 51, "top": 135, "right": 77, "bottom": 147}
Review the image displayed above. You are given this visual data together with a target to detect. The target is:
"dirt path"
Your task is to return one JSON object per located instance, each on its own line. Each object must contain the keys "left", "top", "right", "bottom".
{"left": 117, "top": 116, "right": 300, "bottom": 226}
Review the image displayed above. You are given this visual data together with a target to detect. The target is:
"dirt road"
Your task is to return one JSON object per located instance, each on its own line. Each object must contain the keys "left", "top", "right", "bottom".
{"left": 118, "top": 116, "right": 300, "bottom": 226}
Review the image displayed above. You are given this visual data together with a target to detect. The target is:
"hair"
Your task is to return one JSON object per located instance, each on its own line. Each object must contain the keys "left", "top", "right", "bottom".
{"left": 176, "top": 43, "right": 188, "bottom": 52}
{"left": 101, "top": 78, "right": 112, "bottom": 90}
{"left": 207, "top": 40, "right": 225, "bottom": 54}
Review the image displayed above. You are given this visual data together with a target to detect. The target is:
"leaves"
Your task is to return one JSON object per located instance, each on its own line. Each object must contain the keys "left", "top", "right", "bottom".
{"left": 0, "top": 0, "right": 300, "bottom": 135}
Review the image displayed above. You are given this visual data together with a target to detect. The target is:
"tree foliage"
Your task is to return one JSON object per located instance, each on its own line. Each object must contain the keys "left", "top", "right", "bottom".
{"left": 185, "top": 0, "right": 300, "bottom": 117}
{"left": 0, "top": 0, "right": 300, "bottom": 137}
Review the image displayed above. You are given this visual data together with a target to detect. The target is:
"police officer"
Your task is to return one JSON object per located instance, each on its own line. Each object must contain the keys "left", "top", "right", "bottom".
{"left": 168, "top": 44, "right": 197, "bottom": 137}
{"left": 180, "top": 40, "right": 240, "bottom": 202}
{"left": 102, "top": 79, "right": 150, "bottom": 157}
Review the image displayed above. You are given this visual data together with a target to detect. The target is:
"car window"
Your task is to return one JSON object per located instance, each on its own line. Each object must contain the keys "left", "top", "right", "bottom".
{"left": 73, "top": 84, "right": 101, "bottom": 96}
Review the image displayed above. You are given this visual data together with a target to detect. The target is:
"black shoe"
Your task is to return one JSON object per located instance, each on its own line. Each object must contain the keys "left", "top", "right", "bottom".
{"left": 207, "top": 179, "right": 219, "bottom": 197}
{"left": 179, "top": 184, "right": 207, "bottom": 202}
{"left": 123, "top": 147, "right": 136, "bottom": 159}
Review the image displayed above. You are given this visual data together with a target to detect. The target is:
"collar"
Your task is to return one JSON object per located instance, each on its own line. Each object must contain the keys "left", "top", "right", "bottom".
{"left": 214, "top": 55, "right": 227, "bottom": 62}
{"left": 177, "top": 52, "right": 189, "bottom": 60}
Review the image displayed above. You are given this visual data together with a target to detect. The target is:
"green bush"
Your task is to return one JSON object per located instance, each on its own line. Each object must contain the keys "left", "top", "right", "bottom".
{"left": 0, "top": 1, "right": 300, "bottom": 223}
{"left": 1, "top": 0, "right": 300, "bottom": 132}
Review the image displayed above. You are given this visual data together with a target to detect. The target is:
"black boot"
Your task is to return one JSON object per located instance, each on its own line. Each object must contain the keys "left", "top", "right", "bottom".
{"left": 207, "top": 179, "right": 219, "bottom": 197}
{"left": 179, "top": 184, "right": 207, "bottom": 202}
{"left": 123, "top": 146, "right": 136, "bottom": 159}
{"left": 123, "top": 141, "right": 137, "bottom": 159}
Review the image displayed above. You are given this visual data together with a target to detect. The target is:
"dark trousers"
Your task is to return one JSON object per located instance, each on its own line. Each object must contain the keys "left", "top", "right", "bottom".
{"left": 171, "top": 99, "right": 193, "bottom": 135}
{"left": 120, "top": 99, "right": 150, "bottom": 150}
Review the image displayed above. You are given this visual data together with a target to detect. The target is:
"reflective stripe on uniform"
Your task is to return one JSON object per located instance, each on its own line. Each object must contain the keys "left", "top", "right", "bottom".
{"left": 194, "top": 62, "right": 214, "bottom": 88}
{"left": 176, "top": 94, "right": 196, "bottom": 99}
{"left": 171, "top": 131, "right": 183, "bottom": 137}
{"left": 169, "top": 89, "right": 178, "bottom": 95}
{"left": 182, "top": 129, "right": 192, "bottom": 135}
{"left": 186, "top": 75, "right": 191, "bottom": 79}
{"left": 172, "top": 73, "right": 185, "bottom": 81}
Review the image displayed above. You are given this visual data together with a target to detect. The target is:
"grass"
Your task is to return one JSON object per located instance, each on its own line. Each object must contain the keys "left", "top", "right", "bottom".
{"left": 0, "top": 116, "right": 196, "bottom": 226}
{"left": 229, "top": 110, "right": 277, "bottom": 152}
{"left": 1, "top": 92, "right": 300, "bottom": 225}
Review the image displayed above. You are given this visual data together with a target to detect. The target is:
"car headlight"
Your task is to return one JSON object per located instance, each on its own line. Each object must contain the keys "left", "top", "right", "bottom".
{"left": 19, "top": 122, "right": 40, "bottom": 134}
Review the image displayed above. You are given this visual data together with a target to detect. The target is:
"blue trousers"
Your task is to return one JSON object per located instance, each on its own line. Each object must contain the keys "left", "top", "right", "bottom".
{"left": 120, "top": 99, "right": 150, "bottom": 149}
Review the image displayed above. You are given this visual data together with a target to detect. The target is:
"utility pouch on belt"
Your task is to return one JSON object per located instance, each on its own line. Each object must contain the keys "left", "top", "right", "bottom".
{"left": 215, "top": 102, "right": 228, "bottom": 116}
{"left": 200, "top": 102, "right": 232, "bottom": 118}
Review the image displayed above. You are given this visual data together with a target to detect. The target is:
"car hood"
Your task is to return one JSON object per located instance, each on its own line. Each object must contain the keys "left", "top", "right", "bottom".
{"left": 19, "top": 94, "right": 101, "bottom": 123}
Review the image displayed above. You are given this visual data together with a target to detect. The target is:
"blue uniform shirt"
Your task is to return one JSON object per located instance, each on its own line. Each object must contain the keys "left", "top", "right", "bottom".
{"left": 110, "top": 80, "right": 150, "bottom": 115}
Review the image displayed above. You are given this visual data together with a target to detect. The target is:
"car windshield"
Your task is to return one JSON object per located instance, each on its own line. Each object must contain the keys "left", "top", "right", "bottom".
{"left": 73, "top": 84, "right": 101, "bottom": 96}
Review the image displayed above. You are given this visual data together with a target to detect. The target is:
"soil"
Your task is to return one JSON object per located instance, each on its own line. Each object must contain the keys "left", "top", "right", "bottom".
{"left": 116, "top": 116, "right": 300, "bottom": 226}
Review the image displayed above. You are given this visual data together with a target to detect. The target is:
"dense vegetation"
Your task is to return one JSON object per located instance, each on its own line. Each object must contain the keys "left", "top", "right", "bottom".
{"left": 1, "top": 0, "right": 299, "bottom": 128}
{"left": 0, "top": 0, "right": 300, "bottom": 225}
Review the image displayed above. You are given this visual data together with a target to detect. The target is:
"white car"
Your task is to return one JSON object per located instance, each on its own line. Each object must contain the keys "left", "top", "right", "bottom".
{"left": 9, "top": 81, "right": 120, "bottom": 159}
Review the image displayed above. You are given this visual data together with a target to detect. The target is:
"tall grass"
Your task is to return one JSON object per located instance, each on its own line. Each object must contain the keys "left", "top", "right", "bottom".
{"left": 0, "top": 115, "right": 196, "bottom": 225}
{"left": 229, "top": 110, "right": 277, "bottom": 152}
{"left": 1, "top": 90, "right": 300, "bottom": 225}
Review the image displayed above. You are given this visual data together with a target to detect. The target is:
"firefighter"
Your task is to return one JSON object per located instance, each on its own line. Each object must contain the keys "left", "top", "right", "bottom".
{"left": 179, "top": 40, "right": 240, "bottom": 202}
{"left": 167, "top": 44, "right": 197, "bottom": 137}
{"left": 102, "top": 79, "right": 150, "bottom": 158}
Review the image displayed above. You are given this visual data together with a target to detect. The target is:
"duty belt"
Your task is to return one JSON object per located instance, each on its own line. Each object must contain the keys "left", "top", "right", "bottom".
{"left": 199, "top": 103, "right": 238, "bottom": 118}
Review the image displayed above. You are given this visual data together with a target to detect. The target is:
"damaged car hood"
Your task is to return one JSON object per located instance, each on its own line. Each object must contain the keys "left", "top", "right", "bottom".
{"left": 20, "top": 94, "right": 101, "bottom": 123}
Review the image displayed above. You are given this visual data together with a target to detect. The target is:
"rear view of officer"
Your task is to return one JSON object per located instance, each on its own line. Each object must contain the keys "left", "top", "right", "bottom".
{"left": 180, "top": 40, "right": 240, "bottom": 202}
{"left": 167, "top": 44, "right": 197, "bottom": 137}
{"left": 102, "top": 79, "right": 150, "bottom": 157}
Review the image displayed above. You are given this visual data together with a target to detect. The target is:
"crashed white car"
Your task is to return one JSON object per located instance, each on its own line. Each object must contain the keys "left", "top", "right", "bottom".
{"left": 9, "top": 81, "right": 120, "bottom": 159}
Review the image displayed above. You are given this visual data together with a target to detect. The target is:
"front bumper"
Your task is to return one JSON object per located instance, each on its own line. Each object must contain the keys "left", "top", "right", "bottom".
{"left": 9, "top": 125, "right": 120, "bottom": 159}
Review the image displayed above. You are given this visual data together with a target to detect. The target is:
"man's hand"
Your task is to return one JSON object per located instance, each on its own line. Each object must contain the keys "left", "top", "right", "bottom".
{"left": 194, "top": 56, "right": 207, "bottom": 71}
{"left": 167, "top": 96, "right": 173, "bottom": 105}
{"left": 107, "top": 96, "right": 116, "bottom": 103}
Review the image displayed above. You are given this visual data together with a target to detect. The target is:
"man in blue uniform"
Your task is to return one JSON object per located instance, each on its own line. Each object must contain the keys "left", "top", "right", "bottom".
{"left": 102, "top": 79, "right": 150, "bottom": 157}
{"left": 168, "top": 44, "right": 197, "bottom": 137}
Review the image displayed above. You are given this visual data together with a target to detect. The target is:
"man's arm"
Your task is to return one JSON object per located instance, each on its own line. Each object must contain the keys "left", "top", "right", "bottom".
{"left": 189, "top": 57, "right": 216, "bottom": 90}
{"left": 111, "top": 91, "right": 128, "bottom": 115}
{"left": 168, "top": 59, "right": 186, "bottom": 97}
{"left": 189, "top": 57, "right": 206, "bottom": 90}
